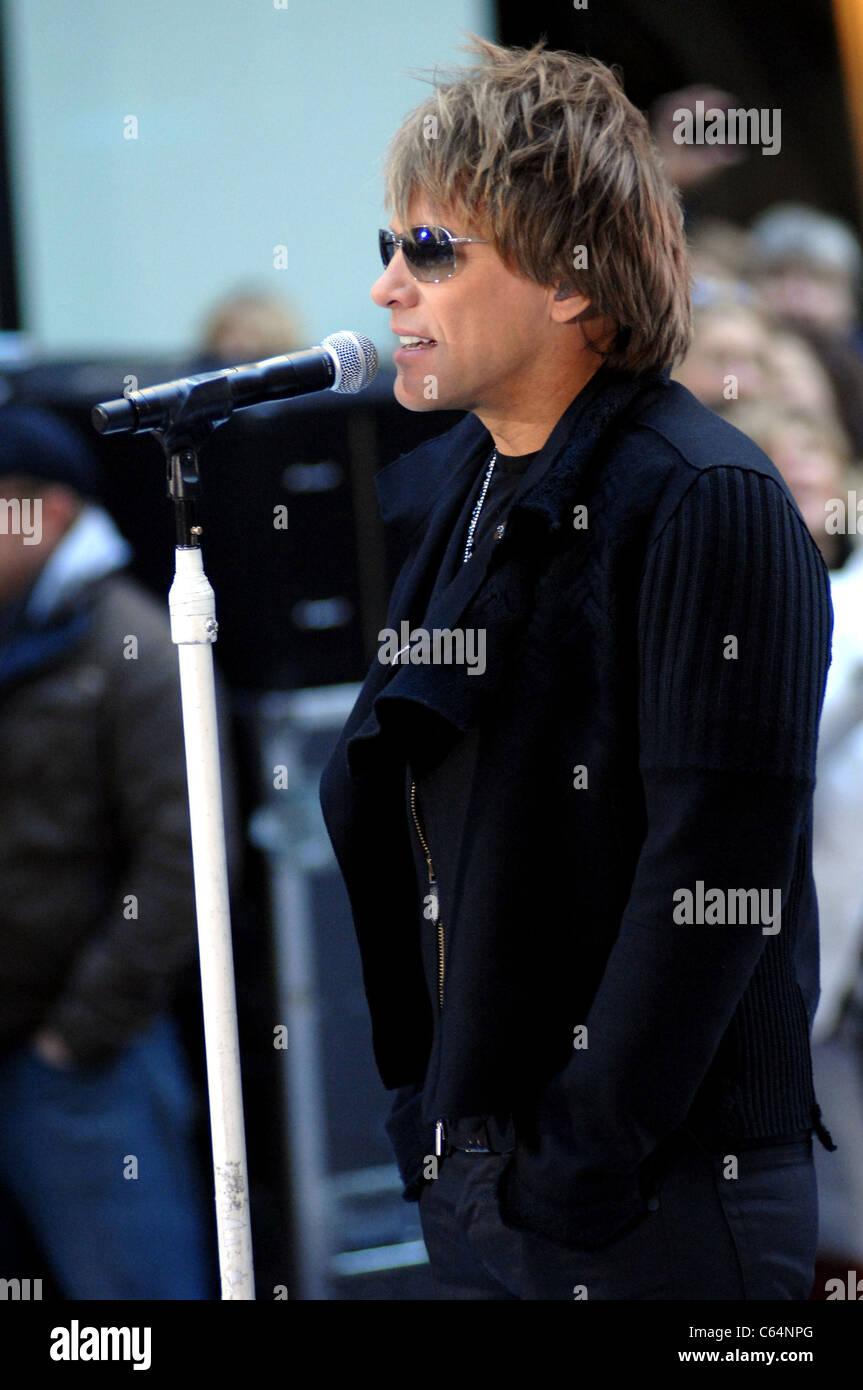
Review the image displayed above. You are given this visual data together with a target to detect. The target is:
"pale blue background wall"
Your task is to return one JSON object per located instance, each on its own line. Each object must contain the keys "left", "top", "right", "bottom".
{"left": 3, "top": 0, "right": 493, "bottom": 358}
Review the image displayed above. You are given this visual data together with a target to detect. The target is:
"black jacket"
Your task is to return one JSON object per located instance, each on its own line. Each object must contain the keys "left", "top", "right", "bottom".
{"left": 0, "top": 570, "right": 197, "bottom": 1064}
{"left": 320, "top": 366, "right": 833, "bottom": 1248}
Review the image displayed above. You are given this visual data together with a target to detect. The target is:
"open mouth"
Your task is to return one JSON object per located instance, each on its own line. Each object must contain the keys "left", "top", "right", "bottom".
{"left": 398, "top": 336, "right": 437, "bottom": 350}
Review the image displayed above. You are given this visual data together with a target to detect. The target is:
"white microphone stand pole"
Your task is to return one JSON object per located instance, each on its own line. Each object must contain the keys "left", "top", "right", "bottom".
{"left": 91, "top": 334, "right": 378, "bottom": 1300}
{"left": 164, "top": 439, "right": 255, "bottom": 1300}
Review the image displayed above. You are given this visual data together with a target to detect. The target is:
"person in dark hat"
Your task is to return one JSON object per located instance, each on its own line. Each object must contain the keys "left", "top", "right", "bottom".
{"left": 0, "top": 405, "right": 217, "bottom": 1298}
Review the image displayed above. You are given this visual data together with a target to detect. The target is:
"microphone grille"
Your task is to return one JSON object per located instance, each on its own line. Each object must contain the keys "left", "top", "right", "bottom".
{"left": 321, "top": 331, "right": 379, "bottom": 394}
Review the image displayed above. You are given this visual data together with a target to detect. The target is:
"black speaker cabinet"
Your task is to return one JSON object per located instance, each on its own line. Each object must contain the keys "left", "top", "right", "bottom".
{"left": 245, "top": 684, "right": 435, "bottom": 1300}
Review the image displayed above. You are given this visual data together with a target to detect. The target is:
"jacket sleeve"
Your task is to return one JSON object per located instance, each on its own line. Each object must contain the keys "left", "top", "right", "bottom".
{"left": 40, "top": 590, "right": 242, "bottom": 1065}
{"left": 385, "top": 1081, "right": 430, "bottom": 1200}
{"left": 500, "top": 465, "right": 832, "bottom": 1248}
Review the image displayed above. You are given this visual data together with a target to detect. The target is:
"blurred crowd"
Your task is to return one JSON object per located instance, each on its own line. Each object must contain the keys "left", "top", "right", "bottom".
{"left": 673, "top": 201, "right": 863, "bottom": 1293}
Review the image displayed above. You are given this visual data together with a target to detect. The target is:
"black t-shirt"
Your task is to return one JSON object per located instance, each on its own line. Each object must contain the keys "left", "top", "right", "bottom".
{"left": 438, "top": 447, "right": 539, "bottom": 587}
{"left": 469, "top": 448, "right": 538, "bottom": 558}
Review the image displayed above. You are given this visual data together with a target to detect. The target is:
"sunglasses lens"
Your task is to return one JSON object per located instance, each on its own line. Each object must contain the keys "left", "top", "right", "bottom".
{"left": 379, "top": 229, "right": 397, "bottom": 268}
{"left": 378, "top": 227, "right": 456, "bottom": 280}
{"left": 406, "top": 226, "right": 455, "bottom": 281}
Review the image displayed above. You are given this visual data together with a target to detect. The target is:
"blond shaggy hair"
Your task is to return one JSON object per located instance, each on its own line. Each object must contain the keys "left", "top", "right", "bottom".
{"left": 384, "top": 35, "right": 692, "bottom": 373}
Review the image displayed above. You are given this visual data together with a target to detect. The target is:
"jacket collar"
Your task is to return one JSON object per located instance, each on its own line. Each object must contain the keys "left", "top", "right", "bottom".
{"left": 346, "top": 365, "right": 667, "bottom": 775}
{"left": 374, "top": 361, "right": 629, "bottom": 539}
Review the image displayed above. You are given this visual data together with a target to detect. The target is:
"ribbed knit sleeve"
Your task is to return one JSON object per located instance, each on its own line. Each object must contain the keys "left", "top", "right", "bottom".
{"left": 502, "top": 465, "right": 833, "bottom": 1247}
{"left": 638, "top": 467, "right": 831, "bottom": 778}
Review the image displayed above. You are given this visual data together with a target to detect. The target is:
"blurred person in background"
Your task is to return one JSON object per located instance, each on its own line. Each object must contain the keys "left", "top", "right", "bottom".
{"left": 686, "top": 218, "right": 754, "bottom": 292}
{"left": 750, "top": 204, "right": 863, "bottom": 348}
{"left": 721, "top": 397, "right": 863, "bottom": 1291}
{"left": 673, "top": 298, "right": 772, "bottom": 410}
{"left": 198, "top": 288, "right": 305, "bottom": 365}
{"left": 649, "top": 86, "right": 746, "bottom": 196}
{"left": 770, "top": 319, "right": 863, "bottom": 461}
{"left": 0, "top": 406, "right": 217, "bottom": 1299}
{"left": 764, "top": 329, "right": 841, "bottom": 424}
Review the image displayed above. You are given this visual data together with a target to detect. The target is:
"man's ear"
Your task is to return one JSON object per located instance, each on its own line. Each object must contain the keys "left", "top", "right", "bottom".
{"left": 550, "top": 282, "right": 592, "bottom": 323}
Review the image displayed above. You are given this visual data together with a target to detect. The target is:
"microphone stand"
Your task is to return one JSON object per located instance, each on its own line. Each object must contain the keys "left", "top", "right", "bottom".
{"left": 93, "top": 336, "right": 377, "bottom": 1300}
{"left": 152, "top": 402, "right": 254, "bottom": 1301}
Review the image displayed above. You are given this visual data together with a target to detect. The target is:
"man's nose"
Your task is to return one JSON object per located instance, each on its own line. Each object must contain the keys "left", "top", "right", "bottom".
{"left": 370, "top": 249, "right": 418, "bottom": 307}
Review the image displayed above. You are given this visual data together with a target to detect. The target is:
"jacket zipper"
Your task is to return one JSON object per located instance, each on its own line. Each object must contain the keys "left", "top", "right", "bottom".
{"left": 409, "top": 779, "right": 445, "bottom": 1011}
{"left": 409, "top": 777, "right": 447, "bottom": 1160}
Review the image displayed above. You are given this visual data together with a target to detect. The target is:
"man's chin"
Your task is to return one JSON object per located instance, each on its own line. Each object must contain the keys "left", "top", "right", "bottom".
{"left": 393, "top": 376, "right": 460, "bottom": 413}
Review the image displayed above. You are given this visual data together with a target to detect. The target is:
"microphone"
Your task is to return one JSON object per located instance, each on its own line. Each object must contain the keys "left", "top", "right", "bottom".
{"left": 91, "top": 330, "right": 379, "bottom": 435}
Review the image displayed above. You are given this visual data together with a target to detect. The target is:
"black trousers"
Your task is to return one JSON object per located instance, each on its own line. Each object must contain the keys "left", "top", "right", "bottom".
{"left": 417, "top": 1127, "right": 817, "bottom": 1300}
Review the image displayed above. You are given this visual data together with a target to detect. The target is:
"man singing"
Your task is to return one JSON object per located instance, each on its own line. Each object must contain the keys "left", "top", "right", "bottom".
{"left": 320, "top": 36, "right": 833, "bottom": 1300}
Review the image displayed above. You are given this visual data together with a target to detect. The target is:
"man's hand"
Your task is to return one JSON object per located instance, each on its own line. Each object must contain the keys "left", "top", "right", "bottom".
{"left": 30, "top": 1029, "right": 76, "bottom": 1069}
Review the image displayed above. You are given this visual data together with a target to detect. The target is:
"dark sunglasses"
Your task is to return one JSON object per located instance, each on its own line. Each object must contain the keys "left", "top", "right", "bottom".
{"left": 379, "top": 225, "right": 488, "bottom": 282}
